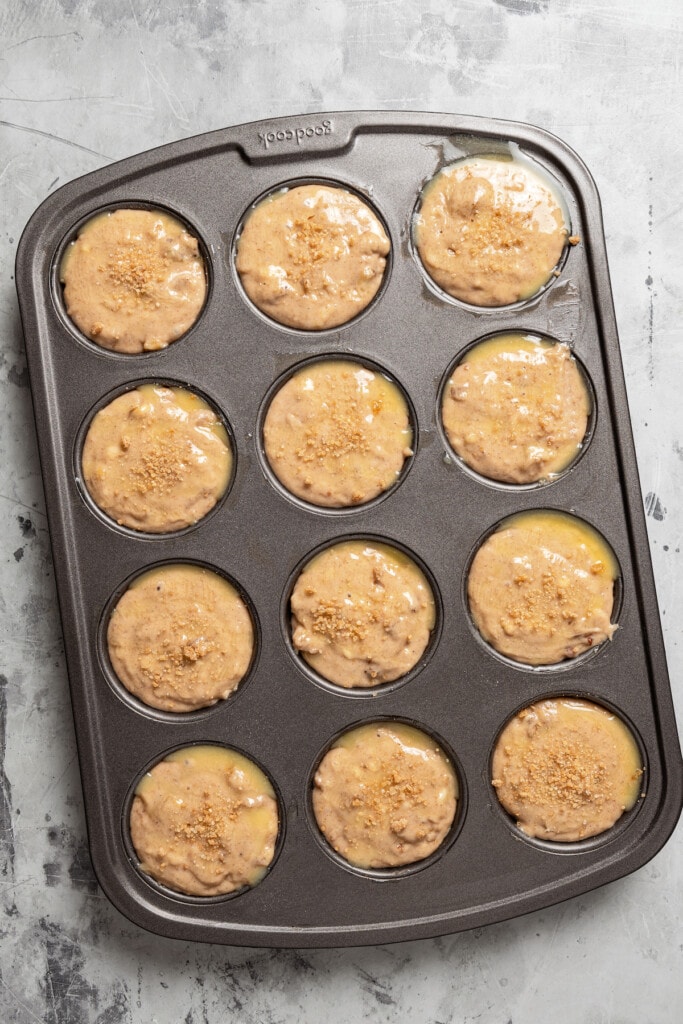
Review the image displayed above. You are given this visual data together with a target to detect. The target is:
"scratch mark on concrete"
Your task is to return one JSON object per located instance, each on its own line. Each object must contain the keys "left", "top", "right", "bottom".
{"left": 646, "top": 195, "right": 654, "bottom": 381}
{"left": 0, "top": 494, "right": 45, "bottom": 519}
{"left": 0, "top": 94, "right": 114, "bottom": 104}
{"left": 0, "top": 674, "right": 14, "bottom": 878}
{"left": 40, "top": 917, "right": 99, "bottom": 1024}
{"left": 4, "top": 32, "right": 84, "bottom": 51}
{"left": 0, "top": 975, "right": 45, "bottom": 1024}
{"left": 0, "top": 120, "right": 111, "bottom": 160}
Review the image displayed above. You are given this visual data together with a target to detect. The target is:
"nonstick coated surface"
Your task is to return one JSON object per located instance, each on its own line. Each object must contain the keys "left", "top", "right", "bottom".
{"left": 15, "top": 111, "right": 683, "bottom": 947}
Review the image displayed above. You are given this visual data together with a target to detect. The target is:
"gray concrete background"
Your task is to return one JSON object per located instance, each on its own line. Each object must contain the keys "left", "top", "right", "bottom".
{"left": 1, "top": 1, "right": 682, "bottom": 1021}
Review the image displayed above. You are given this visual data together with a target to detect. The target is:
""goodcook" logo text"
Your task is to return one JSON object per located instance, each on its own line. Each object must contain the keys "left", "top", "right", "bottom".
{"left": 258, "top": 119, "right": 333, "bottom": 150}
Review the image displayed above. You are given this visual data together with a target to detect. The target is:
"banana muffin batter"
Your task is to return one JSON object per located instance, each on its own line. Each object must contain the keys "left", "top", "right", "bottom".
{"left": 81, "top": 383, "right": 232, "bottom": 533}
{"left": 414, "top": 155, "right": 569, "bottom": 306}
{"left": 107, "top": 564, "right": 254, "bottom": 712}
{"left": 313, "top": 722, "right": 458, "bottom": 869}
{"left": 442, "top": 333, "right": 590, "bottom": 483}
{"left": 235, "top": 184, "right": 390, "bottom": 329}
{"left": 492, "top": 698, "right": 643, "bottom": 841}
{"left": 468, "top": 510, "right": 617, "bottom": 665}
{"left": 291, "top": 540, "right": 436, "bottom": 688}
{"left": 264, "top": 359, "right": 413, "bottom": 507}
{"left": 60, "top": 208, "right": 206, "bottom": 353}
{"left": 130, "top": 745, "right": 279, "bottom": 896}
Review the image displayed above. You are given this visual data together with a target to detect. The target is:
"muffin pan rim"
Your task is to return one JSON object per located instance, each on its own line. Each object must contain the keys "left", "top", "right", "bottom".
{"left": 15, "top": 110, "right": 683, "bottom": 948}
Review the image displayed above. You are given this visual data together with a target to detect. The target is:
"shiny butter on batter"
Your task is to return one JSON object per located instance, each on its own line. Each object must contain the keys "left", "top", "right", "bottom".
{"left": 291, "top": 539, "right": 435, "bottom": 688}
{"left": 235, "top": 184, "right": 390, "bottom": 329}
{"left": 81, "top": 383, "right": 232, "bottom": 533}
{"left": 107, "top": 564, "right": 254, "bottom": 713}
{"left": 414, "top": 155, "right": 569, "bottom": 307}
{"left": 60, "top": 208, "right": 206, "bottom": 353}
{"left": 313, "top": 722, "right": 458, "bottom": 869}
{"left": 442, "top": 333, "right": 590, "bottom": 484}
{"left": 130, "top": 745, "right": 278, "bottom": 897}
{"left": 264, "top": 359, "right": 413, "bottom": 507}
{"left": 468, "top": 509, "right": 618, "bottom": 666}
{"left": 492, "top": 698, "right": 643, "bottom": 842}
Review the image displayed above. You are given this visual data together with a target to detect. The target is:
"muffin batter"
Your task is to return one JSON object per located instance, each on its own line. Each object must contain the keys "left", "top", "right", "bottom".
{"left": 264, "top": 359, "right": 413, "bottom": 507}
{"left": 107, "top": 564, "right": 254, "bottom": 712}
{"left": 442, "top": 333, "right": 590, "bottom": 483}
{"left": 130, "top": 745, "right": 278, "bottom": 896}
{"left": 235, "top": 184, "right": 390, "bottom": 329}
{"left": 60, "top": 208, "right": 206, "bottom": 353}
{"left": 492, "top": 698, "right": 643, "bottom": 841}
{"left": 414, "top": 156, "right": 569, "bottom": 306}
{"left": 313, "top": 722, "right": 458, "bottom": 869}
{"left": 468, "top": 510, "right": 617, "bottom": 665}
{"left": 81, "top": 383, "right": 232, "bottom": 533}
{"left": 291, "top": 540, "right": 436, "bottom": 688}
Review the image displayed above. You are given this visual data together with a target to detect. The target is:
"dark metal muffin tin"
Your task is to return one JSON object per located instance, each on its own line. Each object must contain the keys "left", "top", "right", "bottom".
{"left": 16, "top": 111, "right": 683, "bottom": 947}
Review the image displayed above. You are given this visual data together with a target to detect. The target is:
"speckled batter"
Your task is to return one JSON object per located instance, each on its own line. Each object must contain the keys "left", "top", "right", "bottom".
{"left": 264, "top": 359, "right": 413, "bottom": 507}
{"left": 60, "top": 208, "right": 206, "bottom": 353}
{"left": 414, "top": 156, "right": 569, "bottom": 306}
{"left": 442, "top": 333, "right": 590, "bottom": 483}
{"left": 130, "top": 745, "right": 278, "bottom": 897}
{"left": 235, "top": 184, "right": 390, "bottom": 329}
{"left": 468, "top": 510, "right": 617, "bottom": 665}
{"left": 313, "top": 722, "right": 457, "bottom": 868}
{"left": 291, "top": 540, "right": 435, "bottom": 688}
{"left": 107, "top": 564, "right": 254, "bottom": 712}
{"left": 81, "top": 383, "right": 232, "bottom": 533}
{"left": 492, "top": 698, "right": 643, "bottom": 841}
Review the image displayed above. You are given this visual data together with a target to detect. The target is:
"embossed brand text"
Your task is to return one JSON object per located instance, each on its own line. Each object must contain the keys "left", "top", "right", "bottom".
{"left": 258, "top": 119, "right": 333, "bottom": 149}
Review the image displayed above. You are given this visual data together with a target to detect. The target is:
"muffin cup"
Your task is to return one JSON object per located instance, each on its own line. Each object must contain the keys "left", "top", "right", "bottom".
{"left": 306, "top": 717, "right": 466, "bottom": 879}
{"left": 74, "top": 378, "right": 236, "bottom": 538}
{"left": 437, "top": 330, "right": 596, "bottom": 490}
{"left": 487, "top": 692, "right": 647, "bottom": 854}
{"left": 52, "top": 200, "right": 211, "bottom": 357}
{"left": 98, "top": 558, "right": 260, "bottom": 721}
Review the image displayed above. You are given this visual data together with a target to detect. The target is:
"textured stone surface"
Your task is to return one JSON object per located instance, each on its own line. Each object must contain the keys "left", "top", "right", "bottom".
{"left": 1, "top": 0, "right": 682, "bottom": 1020}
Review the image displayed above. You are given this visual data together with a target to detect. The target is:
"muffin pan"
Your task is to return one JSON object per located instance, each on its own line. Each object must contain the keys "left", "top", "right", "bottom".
{"left": 15, "top": 111, "right": 683, "bottom": 946}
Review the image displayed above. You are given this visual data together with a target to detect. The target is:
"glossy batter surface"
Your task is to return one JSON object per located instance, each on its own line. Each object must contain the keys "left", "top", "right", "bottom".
{"left": 442, "top": 334, "right": 590, "bottom": 483}
{"left": 492, "top": 698, "right": 643, "bottom": 841}
{"left": 235, "top": 184, "right": 390, "bottom": 329}
{"left": 130, "top": 745, "right": 278, "bottom": 896}
{"left": 264, "top": 359, "right": 412, "bottom": 507}
{"left": 107, "top": 564, "right": 254, "bottom": 712}
{"left": 291, "top": 540, "right": 435, "bottom": 688}
{"left": 81, "top": 383, "right": 232, "bottom": 533}
{"left": 313, "top": 723, "right": 458, "bottom": 868}
{"left": 468, "top": 510, "right": 617, "bottom": 665}
{"left": 60, "top": 208, "right": 206, "bottom": 353}
{"left": 414, "top": 156, "right": 568, "bottom": 306}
